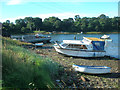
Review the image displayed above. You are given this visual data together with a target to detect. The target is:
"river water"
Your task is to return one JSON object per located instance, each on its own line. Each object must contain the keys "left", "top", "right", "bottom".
{"left": 48, "top": 33, "right": 120, "bottom": 59}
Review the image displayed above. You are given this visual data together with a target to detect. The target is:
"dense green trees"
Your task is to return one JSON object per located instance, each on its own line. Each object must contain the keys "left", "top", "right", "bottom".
{"left": 1, "top": 14, "right": 119, "bottom": 37}
{"left": 43, "top": 17, "right": 62, "bottom": 31}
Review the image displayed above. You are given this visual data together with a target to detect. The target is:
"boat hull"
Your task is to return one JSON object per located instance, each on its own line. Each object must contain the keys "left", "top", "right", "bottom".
{"left": 54, "top": 46, "right": 106, "bottom": 57}
{"left": 26, "top": 38, "right": 51, "bottom": 43}
{"left": 72, "top": 65, "right": 111, "bottom": 74}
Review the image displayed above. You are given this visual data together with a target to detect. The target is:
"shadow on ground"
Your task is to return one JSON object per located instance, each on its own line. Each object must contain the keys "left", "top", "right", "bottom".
{"left": 78, "top": 72, "right": 120, "bottom": 79}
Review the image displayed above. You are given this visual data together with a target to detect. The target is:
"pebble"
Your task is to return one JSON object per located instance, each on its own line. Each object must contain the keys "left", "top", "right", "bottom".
{"left": 81, "top": 76, "right": 86, "bottom": 82}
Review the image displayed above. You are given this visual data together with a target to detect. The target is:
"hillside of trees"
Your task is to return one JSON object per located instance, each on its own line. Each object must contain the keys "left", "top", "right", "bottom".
{"left": 1, "top": 14, "right": 119, "bottom": 37}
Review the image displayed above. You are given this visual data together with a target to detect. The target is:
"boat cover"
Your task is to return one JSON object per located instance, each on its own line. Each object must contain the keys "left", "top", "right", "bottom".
{"left": 92, "top": 41, "right": 105, "bottom": 51}
{"left": 84, "top": 37, "right": 104, "bottom": 41}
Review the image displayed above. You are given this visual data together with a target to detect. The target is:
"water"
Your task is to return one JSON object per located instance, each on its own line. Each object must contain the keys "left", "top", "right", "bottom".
{"left": 49, "top": 33, "right": 120, "bottom": 59}
{"left": 13, "top": 33, "right": 119, "bottom": 59}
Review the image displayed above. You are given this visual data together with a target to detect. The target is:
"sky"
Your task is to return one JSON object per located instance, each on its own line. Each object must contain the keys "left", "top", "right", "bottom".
{"left": 0, "top": 0, "right": 119, "bottom": 23}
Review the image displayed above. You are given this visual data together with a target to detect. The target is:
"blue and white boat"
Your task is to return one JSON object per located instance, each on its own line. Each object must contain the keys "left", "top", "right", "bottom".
{"left": 72, "top": 64, "right": 111, "bottom": 74}
{"left": 54, "top": 37, "right": 106, "bottom": 57}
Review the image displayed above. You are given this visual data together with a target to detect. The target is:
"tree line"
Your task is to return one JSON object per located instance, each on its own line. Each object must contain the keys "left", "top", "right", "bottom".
{"left": 1, "top": 14, "right": 119, "bottom": 37}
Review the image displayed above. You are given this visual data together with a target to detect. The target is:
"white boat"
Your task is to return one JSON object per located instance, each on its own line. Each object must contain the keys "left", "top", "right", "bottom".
{"left": 72, "top": 64, "right": 111, "bottom": 74}
{"left": 34, "top": 43, "right": 43, "bottom": 47}
{"left": 53, "top": 37, "right": 106, "bottom": 57}
{"left": 100, "top": 35, "right": 110, "bottom": 39}
{"left": 100, "top": 35, "right": 112, "bottom": 41}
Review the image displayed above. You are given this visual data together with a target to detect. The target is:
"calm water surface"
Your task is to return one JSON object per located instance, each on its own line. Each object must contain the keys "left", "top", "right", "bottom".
{"left": 48, "top": 33, "right": 119, "bottom": 59}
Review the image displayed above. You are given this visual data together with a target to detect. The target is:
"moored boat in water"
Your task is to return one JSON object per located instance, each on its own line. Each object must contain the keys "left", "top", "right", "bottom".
{"left": 53, "top": 37, "right": 106, "bottom": 57}
{"left": 11, "top": 34, "right": 51, "bottom": 43}
{"left": 100, "top": 35, "right": 112, "bottom": 41}
{"left": 72, "top": 64, "right": 111, "bottom": 74}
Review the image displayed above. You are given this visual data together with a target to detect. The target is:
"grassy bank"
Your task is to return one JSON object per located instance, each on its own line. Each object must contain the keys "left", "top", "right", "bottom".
{"left": 2, "top": 37, "right": 59, "bottom": 88}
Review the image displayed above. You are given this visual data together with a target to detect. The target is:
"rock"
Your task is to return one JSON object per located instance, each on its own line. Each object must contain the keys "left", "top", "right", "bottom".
{"left": 81, "top": 76, "right": 86, "bottom": 82}
{"left": 48, "top": 50, "right": 51, "bottom": 52}
{"left": 32, "top": 47, "right": 35, "bottom": 50}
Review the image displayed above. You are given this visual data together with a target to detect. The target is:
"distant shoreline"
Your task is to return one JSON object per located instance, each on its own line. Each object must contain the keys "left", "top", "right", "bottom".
{"left": 29, "top": 31, "right": 120, "bottom": 35}
{"left": 11, "top": 31, "right": 120, "bottom": 36}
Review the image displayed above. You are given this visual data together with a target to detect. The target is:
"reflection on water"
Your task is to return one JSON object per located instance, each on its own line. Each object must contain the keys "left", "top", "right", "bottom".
{"left": 49, "top": 33, "right": 119, "bottom": 59}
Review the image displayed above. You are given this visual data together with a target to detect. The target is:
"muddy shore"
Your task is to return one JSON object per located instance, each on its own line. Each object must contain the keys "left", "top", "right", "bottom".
{"left": 29, "top": 44, "right": 120, "bottom": 88}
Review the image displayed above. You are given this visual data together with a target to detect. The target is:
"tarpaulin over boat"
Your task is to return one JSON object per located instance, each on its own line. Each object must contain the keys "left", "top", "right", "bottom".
{"left": 92, "top": 41, "right": 105, "bottom": 51}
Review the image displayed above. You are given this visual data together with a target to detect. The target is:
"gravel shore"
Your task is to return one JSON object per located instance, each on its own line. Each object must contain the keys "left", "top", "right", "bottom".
{"left": 31, "top": 44, "right": 120, "bottom": 88}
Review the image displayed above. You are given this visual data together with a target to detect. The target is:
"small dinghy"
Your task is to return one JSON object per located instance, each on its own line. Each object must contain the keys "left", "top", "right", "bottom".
{"left": 100, "top": 35, "right": 110, "bottom": 39}
{"left": 34, "top": 43, "right": 43, "bottom": 47}
{"left": 100, "top": 35, "right": 112, "bottom": 41}
{"left": 72, "top": 64, "right": 111, "bottom": 74}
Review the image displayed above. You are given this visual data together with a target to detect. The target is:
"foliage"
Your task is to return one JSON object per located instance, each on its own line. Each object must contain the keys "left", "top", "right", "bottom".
{"left": 1, "top": 14, "right": 119, "bottom": 37}
{"left": 34, "top": 31, "right": 46, "bottom": 34}
{"left": 2, "top": 37, "right": 59, "bottom": 88}
{"left": 84, "top": 32, "right": 103, "bottom": 34}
